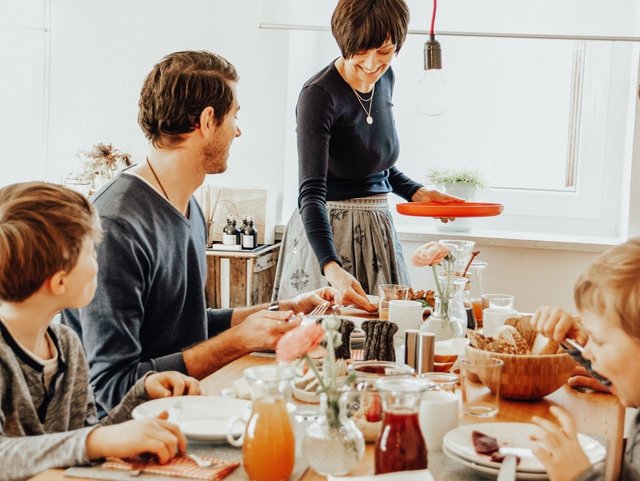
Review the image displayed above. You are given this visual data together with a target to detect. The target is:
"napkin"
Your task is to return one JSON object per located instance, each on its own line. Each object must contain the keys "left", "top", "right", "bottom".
{"left": 102, "top": 453, "right": 239, "bottom": 480}
{"left": 328, "top": 469, "right": 435, "bottom": 481}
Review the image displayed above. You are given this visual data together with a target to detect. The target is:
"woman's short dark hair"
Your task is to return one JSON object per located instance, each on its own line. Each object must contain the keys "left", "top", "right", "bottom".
{"left": 331, "top": 0, "right": 409, "bottom": 59}
{"left": 138, "top": 50, "right": 239, "bottom": 148}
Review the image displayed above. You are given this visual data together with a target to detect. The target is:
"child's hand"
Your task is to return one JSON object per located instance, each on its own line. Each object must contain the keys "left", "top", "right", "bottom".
{"left": 86, "top": 416, "right": 187, "bottom": 463}
{"left": 530, "top": 406, "right": 592, "bottom": 481}
{"left": 145, "top": 371, "right": 201, "bottom": 399}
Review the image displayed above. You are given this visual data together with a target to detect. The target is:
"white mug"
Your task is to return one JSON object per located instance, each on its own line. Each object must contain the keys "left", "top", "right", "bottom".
{"left": 388, "top": 299, "right": 423, "bottom": 337}
{"left": 482, "top": 308, "right": 518, "bottom": 337}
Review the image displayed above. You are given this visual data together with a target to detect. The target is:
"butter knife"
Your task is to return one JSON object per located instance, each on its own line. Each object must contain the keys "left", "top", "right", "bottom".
{"left": 497, "top": 455, "right": 517, "bottom": 481}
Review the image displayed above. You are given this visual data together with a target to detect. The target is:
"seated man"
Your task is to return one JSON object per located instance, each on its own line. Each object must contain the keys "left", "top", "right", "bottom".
{"left": 62, "top": 50, "right": 336, "bottom": 415}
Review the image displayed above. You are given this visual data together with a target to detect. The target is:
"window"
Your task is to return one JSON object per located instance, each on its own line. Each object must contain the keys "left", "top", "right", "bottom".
{"left": 275, "top": 2, "right": 640, "bottom": 241}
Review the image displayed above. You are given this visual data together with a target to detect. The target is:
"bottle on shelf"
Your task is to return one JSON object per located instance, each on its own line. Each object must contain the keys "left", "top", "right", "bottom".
{"left": 222, "top": 214, "right": 240, "bottom": 245}
{"left": 242, "top": 215, "right": 258, "bottom": 250}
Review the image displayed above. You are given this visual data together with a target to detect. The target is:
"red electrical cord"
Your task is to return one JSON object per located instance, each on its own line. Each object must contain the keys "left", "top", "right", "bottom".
{"left": 430, "top": 0, "right": 437, "bottom": 40}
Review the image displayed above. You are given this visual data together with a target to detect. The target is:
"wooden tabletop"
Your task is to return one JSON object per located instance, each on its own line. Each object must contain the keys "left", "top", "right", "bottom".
{"left": 29, "top": 353, "right": 624, "bottom": 481}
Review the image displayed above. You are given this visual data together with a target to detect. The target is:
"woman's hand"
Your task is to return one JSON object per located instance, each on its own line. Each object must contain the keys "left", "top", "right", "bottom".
{"left": 531, "top": 306, "right": 586, "bottom": 344}
{"left": 411, "top": 188, "right": 464, "bottom": 223}
{"left": 411, "top": 187, "right": 464, "bottom": 204}
{"left": 323, "top": 261, "right": 377, "bottom": 312}
{"left": 144, "top": 371, "right": 201, "bottom": 399}
{"left": 86, "top": 413, "right": 187, "bottom": 463}
{"left": 530, "top": 406, "right": 592, "bottom": 481}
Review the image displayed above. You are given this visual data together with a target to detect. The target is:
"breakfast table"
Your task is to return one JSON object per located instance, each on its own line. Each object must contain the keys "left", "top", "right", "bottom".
{"left": 29, "top": 352, "right": 624, "bottom": 481}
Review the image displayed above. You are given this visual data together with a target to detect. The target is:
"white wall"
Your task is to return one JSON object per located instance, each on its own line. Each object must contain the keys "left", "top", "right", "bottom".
{"left": 48, "top": 0, "right": 290, "bottom": 232}
{"left": 43, "top": 1, "right": 633, "bottom": 312}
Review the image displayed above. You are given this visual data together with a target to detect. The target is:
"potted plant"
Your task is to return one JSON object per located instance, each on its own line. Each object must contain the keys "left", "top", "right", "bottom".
{"left": 426, "top": 168, "right": 487, "bottom": 201}
{"left": 426, "top": 168, "right": 488, "bottom": 232}
{"left": 65, "top": 143, "right": 132, "bottom": 195}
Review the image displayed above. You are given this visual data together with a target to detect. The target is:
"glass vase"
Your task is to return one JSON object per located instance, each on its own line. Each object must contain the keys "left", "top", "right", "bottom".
{"left": 421, "top": 292, "right": 465, "bottom": 342}
{"left": 302, "top": 390, "right": 365, "bottom": 476}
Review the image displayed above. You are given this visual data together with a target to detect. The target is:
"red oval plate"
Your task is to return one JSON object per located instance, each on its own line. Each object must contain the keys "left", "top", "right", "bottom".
{"left": 396, "top": 202, "right": 504, "bottom": 218}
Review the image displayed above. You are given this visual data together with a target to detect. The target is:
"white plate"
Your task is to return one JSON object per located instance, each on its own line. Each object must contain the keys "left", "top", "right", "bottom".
{"left": 132, "top": 396, "right": 251, "bottom": 442}
{"left": 443, "top": 422, "right": 606, "bottom": 473}
{"left": 443, "top": 444, "right": 549, "bottom": 480}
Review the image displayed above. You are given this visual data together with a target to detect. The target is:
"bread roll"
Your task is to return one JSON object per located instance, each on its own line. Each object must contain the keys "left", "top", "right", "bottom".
{"left": 505, "top": 315, "right": 537, "bottom": 348}
{"left": 530, "top": 333, "right": 560, "bottom": 355}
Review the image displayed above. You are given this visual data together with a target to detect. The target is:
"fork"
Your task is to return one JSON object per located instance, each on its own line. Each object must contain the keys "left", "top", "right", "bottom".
{"left": 301, "top": 303, "right": 330, "bottom": 326}
{"left": 164, "top": 400, "right": 214, "bottom": 468}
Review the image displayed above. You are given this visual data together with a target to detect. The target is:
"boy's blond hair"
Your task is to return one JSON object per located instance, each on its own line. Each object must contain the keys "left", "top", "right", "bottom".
{"left": 574, "top": 238, "right": 640, "bottom": 340}
{"left": 0, "top": 182, "right": 101, "bottom": 302}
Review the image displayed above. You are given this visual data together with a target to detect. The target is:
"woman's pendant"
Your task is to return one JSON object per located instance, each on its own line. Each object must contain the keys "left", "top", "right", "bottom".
{"left": 366, "top": 116, "right": 373, "bottom": 125}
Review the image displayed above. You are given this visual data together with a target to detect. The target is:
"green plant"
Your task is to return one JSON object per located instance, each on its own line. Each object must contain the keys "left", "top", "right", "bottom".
{"left": 426, "top": 168, "right": 487, "bottom": 190}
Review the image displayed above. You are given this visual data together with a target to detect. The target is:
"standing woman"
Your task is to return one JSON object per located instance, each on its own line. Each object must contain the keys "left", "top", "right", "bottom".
{"left": 274, "top": 0, "right": 461, "bottom": 311}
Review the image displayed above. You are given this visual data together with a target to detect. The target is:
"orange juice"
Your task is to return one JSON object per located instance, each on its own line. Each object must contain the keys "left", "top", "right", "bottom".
{"left": 242, "top": 397, "right": 295, "bottom": 481}
{"left": 471, "top": 298, "right": 483, "bottom": 326}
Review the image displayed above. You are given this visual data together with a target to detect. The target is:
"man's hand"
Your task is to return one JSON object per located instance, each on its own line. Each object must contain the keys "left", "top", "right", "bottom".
{"left": 86, "top": 414, "right": 187, "bottom": 463}
{"left": 323, "top": 262, "right": 376, "bottom": 312}
{"left": 144, "top": 371, "right": 201, "bottom": 399}
{"left": 234, "top": 310, "right": 301, "bottom": 352}
{"left": 280, "top": 286, "right": 339, "bottom": 313}
{"left": 531, "top": 306, "right": 586, "bottom": 344}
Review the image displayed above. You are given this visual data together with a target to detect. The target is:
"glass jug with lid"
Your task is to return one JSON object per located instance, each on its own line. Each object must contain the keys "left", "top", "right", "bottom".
{"left": 374, "top": 377, "right": 433, "bottom": 474}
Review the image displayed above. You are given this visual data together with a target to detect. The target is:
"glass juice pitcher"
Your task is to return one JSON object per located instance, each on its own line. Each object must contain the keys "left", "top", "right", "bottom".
{"left": 374, "top": 377, "right": 432, "bottom": 474}
{"left": 242, "top": 365, "right": 295, "bottom": 481}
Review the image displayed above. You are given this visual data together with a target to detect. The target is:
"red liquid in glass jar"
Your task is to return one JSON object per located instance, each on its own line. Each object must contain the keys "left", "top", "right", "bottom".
{"left": 374, "top": 409, "right": 427, "bottom": 474}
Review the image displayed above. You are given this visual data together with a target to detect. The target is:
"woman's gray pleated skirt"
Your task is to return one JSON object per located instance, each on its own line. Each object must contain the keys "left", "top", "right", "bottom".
{"left": 273, "top": 194, "right": 410, "bottom": 301}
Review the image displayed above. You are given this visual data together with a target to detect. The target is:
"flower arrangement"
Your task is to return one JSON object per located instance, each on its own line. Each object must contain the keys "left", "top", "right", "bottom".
{"left": 276, "top": 316, "right": 354, "bottom": 429}
{"left": 411, "top": 241, "right": 455, "bottom": 306}
{"left": 426, "top": 168, "right": 487, "bottom": 190}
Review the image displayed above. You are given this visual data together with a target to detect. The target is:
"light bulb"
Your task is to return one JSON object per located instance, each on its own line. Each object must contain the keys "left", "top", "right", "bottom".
{"left": 413, "top": 38, "right": 449, "bottom": 117}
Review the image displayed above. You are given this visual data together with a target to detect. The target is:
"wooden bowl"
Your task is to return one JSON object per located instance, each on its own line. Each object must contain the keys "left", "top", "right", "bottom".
{"left": 464, "top": 346, "right": 576, "bottom": 400}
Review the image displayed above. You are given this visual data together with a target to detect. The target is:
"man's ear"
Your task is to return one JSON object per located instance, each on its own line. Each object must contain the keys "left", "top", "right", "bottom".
{"left": 46, "top": 271, "right": 67, "bottom": 296}
{"left": 199, "top": 106, "right": 216, "bottom": 136}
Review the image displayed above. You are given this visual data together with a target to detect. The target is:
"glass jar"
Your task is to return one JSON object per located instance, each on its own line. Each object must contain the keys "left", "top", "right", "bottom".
{"left": 421, "top": 292, "right": 465, "bottom": 342}
{"left": 347, "top": 361, "right": 415, "bottom": 442}
{"left": 242, "top": 365, "right": 295, "bottom": 481}
{"left": 302, "top": 390, "right": 365, "bottom": 476}
{"left": 374, "top": 377, "right": 432, "bottom": 474}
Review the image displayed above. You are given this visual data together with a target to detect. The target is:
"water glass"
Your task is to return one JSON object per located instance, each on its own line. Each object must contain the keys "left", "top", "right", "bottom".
{"left": 460, "top": 358, "right": 503, "bottom": 417}
{"left": 482, "top": 293, "right": 515, "bottom": 310}
{"left": 378, "top": 284, "right": 409, "bottom": 320}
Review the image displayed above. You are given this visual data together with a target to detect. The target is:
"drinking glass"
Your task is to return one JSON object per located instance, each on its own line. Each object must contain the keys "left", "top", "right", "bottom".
{"left": 418, "top": 372, "right": 459, "bottom": 450}
{"left": 482, "top": 293, "right": 515, "bottom": 310}
{"left": 438, "top": 239, "right": 475, "bottom": 274}
{"left": 378, "top": 284, "right": 409, "bottom": 320}
{"left": 460, "top": 358, "right": 503, "bottom": 417}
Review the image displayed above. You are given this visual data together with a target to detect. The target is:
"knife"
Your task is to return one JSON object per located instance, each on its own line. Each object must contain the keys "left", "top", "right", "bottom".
{"left": 497, "top": 454, "right": 517, "bottom": 481}
{"left": 560, "top": 338, "right": 612, "bottom": 387}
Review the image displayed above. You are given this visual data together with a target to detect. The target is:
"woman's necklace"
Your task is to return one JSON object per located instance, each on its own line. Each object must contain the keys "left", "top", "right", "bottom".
{"left": 352, "top": 85, "right": 375, "bottom": 125}
{"left": 146, "top": 157, "right": 170, "bottom": 202}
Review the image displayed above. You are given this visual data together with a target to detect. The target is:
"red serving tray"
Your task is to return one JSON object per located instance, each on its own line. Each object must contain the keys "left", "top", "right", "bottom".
{"left": 396, "top": 201, "right": 504, "bottom": 218}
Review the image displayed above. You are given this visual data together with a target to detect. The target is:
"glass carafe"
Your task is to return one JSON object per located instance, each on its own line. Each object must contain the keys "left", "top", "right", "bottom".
{"left": 421, "top": 292, "right": 465, "bottom": 341}
{"left": 374, "top": 377, "right": 432, "bottom": 474}
{"left": 242, "top": 365, "right": 295, "bottom": 481}
{"left": 466, "top": 261, "right": 487, "bottom": 328}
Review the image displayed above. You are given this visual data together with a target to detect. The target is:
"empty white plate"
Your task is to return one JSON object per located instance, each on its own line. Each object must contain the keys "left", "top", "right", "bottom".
{"left": 132, "top": 395, "right": 251, "bottom": 442}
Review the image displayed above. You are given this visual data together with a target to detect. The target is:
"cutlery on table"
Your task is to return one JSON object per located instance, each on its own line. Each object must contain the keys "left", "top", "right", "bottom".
{"left": 497, "top": 454, "right": 517, "bottom": 481}
{"left": 559, "top": 338, "right": 612, "bottom": 387}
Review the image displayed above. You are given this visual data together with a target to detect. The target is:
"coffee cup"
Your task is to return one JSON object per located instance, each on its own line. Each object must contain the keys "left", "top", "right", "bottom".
{"left": 482, "top": 308, "right": 518, "bottom": 337}
{"left": 388, "top": 299, "right": 423, "bottom": 337}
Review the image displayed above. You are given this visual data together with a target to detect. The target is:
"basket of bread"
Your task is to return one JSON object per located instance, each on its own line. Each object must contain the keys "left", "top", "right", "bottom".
{"left": 465, "top": 316, "right": 577, "bottom": 400}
